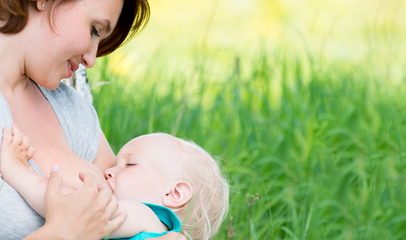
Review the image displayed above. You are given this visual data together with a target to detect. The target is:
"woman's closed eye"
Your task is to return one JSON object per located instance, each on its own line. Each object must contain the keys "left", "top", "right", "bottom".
{"left": 126, "top": 163, "right": 137, "bottom": 167}
{"left": 91, "top": 26, "right": 100, "bottom": 37}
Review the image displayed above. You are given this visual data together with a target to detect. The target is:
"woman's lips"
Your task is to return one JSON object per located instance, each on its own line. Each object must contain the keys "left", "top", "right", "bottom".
{"left": 67, "top": 62, "right": 72, "bottom": 78}
{"left": 68, "top": 60, "right": 79, "bottom": 72}
{"left": 66, "top": 60, "right": 79, "bottom": 78}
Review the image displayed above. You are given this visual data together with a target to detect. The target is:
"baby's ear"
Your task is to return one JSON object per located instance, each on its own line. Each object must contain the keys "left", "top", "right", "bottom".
{"left": 163, "top": 181, "right": 193, "bottom": 208}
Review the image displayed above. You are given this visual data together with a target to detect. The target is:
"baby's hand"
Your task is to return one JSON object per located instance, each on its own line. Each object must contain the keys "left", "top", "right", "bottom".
{"left": 0, "top": 125, "right": 35, "bottom": 173}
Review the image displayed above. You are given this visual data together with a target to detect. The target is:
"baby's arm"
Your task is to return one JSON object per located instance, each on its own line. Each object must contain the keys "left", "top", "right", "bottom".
{"left": 0, "top": 125, "right": 58, "bottom": 216}
{"left": 108, "top": 200, "right": 168, "bottom": 238}
{"left": 0, "top": 126, "right": 167, "bottom": 238}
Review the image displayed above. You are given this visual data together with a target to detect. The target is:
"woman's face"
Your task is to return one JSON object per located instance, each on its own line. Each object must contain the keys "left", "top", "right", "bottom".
{"left": 24, "top": 0, "right": 123, "bottom": 89}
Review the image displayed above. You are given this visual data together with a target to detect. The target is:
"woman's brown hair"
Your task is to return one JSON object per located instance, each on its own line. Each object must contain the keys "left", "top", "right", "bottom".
{"left": 0, "top": 0, "right": 150, "bottom": 57}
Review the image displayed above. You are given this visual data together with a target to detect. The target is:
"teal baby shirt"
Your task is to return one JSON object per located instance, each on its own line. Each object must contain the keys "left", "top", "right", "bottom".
{"left": 113, "top": 203, "right": 181, "bottom": 240}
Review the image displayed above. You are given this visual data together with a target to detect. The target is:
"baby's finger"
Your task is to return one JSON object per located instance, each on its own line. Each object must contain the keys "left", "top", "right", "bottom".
{"left": 2, "top": 128, "right": 12, "bottom": 144}
{"left": 26, "top": 146, "right": 35, "bottom": 161}
{"left": 11, "top": 125, "right": 23, "bottom": 145}
{"left": 21, "top": 134, "right": 31, "bottom": 152}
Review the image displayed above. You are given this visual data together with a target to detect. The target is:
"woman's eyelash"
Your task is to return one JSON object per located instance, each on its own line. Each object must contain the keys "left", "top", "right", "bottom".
{"left": 126, "top": 163, "right": 136, "bottom": 166}
{"left": 91, "top": 26, "right": 100, "bottom": 37}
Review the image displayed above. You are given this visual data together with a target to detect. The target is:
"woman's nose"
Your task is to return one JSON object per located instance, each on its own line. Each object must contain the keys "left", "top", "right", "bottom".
{"left": 104, "top": 167, "right": 116, "bottom": 179}
{"left": 81, "top": 42, "right": 98, "bottom": 68}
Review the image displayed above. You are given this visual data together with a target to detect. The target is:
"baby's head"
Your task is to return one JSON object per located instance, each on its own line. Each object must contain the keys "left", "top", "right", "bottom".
{"left": 105, "top": 133, "right": 229, "bottom": 240}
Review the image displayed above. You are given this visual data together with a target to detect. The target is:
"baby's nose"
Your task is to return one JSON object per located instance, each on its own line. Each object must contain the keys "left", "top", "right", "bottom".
{"left": 104, "top": 167, "right": 116, "bottom": 179}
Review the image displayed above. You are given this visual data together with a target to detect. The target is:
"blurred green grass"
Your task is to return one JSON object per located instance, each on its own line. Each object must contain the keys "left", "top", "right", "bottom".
{"left": 89, "top": 50, "right": 406, "bottom": 239}
{"left": 88, "top": 1, "right": 406, "bottom": 239}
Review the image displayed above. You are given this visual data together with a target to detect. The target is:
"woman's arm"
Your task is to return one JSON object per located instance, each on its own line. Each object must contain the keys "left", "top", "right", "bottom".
{"left": 93, "top": 129, "right": 116, "bottom": 173}
{"left": 109, "top": 200, "right": 167, "bottom": 238}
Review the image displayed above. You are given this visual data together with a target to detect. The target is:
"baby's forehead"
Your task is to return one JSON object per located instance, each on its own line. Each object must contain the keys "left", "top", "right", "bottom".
{"left": 136, "top": 133, "right": 178, "bottom": 143}
{"left": 132, "top": 134, "right": 184, "bottom": 151}
{"left": 124, "top": 134, "right": 187, "bottom": 161}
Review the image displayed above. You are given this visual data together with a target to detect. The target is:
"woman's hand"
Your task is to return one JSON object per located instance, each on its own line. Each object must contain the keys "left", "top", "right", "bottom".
{"left": 24, "top": 166, "right": 127, "bottom": 240}
{"left": 152, "top": 232, "right": 187, "bottom": 240}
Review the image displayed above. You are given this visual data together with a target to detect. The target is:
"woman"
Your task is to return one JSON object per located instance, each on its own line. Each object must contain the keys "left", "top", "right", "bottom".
{"left": 0, "top": 0, "right": 184, "bottom": 239}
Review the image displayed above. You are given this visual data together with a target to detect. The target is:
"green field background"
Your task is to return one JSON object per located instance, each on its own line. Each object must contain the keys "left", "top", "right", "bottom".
{"left": 88, "top": 1, "right": 406, "bottom": 239}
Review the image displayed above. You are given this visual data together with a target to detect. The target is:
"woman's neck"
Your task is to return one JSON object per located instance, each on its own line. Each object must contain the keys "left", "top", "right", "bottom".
{"left": 0, "top": 32, "right": 30, "bottom": 94}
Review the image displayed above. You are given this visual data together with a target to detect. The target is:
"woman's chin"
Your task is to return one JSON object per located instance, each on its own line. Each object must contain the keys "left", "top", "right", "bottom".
{"left": 40, "top": 81, "right": 62, "bottom": 90}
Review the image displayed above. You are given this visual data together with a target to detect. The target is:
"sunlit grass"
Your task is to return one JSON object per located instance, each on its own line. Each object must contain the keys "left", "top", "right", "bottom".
{"left": 113, "top": 0, "right": 406, "bottom": 82}
{"left": 88, "top": 1, "right": 406, "bottom": 239}
{"left": 88, "top": 40, "right": 406, "bottom": 238}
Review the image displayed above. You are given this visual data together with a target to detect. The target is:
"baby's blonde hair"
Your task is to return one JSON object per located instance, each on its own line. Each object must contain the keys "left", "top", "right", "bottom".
{"left": 163, "top": 134, "right": 229, "bottom": 240}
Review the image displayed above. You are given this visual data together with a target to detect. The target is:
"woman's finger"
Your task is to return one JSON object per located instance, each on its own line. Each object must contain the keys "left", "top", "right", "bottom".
{"left": 98, "top": 183, "right": 112, "bottom": 205}
{"left": 108, "top": 210, "right": 127, "bottom": 233}
{"left": 104, "top": 194, "right": 118, "bottom": 217}
{"left": 78, "top": 171, "right": 98, "bottom": 189}
{"left": 45, "top": 165, "right": 62, "bottom": 199}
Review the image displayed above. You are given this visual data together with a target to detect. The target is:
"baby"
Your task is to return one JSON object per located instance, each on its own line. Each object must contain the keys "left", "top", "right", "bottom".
{"left": 0, "top": 125, "right": 229, "bottom": 240}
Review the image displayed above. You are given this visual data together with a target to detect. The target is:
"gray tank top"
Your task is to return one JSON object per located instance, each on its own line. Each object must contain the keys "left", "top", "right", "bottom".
{"left": 0, "top": 81, "right": 100, "bottom": 239}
